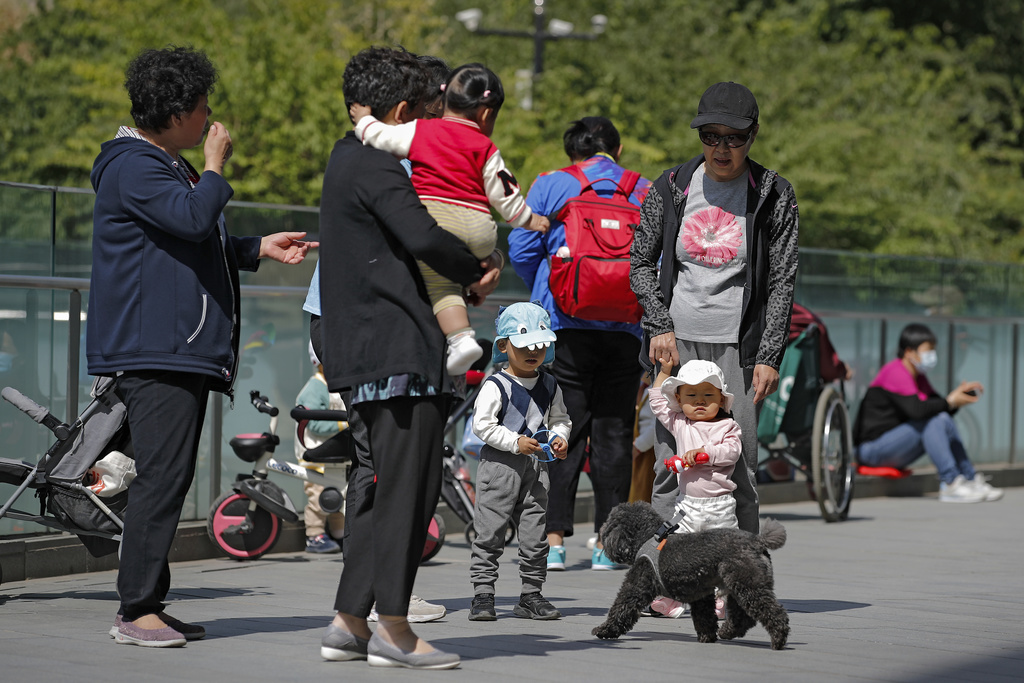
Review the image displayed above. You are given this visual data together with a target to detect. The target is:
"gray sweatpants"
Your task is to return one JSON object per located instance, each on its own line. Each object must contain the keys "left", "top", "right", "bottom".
{"left": 470, "top": 449, "right": 549, "bottom": 595}
{"left": 650, "top": 340, "right": 761, "bottom": 534}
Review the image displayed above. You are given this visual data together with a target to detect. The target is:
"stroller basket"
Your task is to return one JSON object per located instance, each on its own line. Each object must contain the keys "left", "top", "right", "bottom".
{"left": 0, "top": 376, "right": 133, "bottom": 557}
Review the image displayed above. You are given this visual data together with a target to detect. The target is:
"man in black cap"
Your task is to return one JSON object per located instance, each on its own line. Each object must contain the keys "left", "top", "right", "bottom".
{"left": 629, "top": 81, "right": 799, "bottom": 535}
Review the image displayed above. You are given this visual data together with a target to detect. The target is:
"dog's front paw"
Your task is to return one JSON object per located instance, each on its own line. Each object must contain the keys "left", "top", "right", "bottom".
{"left": 592, "top": 624, "right": 621, "bottom": 640}
{"left": 697, "top": 631, "right": 718, "bottom": 644}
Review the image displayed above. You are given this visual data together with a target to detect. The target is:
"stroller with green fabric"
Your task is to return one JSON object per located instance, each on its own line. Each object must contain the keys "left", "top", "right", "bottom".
{"left": 756, "top": 322, "right": 855, "bottom": 522}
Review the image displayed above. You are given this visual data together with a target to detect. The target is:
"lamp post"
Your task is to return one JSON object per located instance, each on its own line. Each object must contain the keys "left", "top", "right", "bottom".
{"left": 455, "top": 1, "right": 607, "bottom": 109}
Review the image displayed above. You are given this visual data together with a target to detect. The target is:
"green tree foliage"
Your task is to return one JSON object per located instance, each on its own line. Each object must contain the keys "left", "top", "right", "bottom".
{"left": 2, "top": 0, "right": 1024, "bottom": 261}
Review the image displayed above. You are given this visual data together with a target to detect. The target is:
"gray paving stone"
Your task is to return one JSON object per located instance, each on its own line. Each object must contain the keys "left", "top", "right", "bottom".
{"left": 0, "top": 490, "right": 1022, "bottom": 682}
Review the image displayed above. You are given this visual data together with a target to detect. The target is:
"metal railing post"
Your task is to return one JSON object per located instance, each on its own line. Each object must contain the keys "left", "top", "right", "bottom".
{"left": 66, "top": 289, "right": 81, "bottom": 421}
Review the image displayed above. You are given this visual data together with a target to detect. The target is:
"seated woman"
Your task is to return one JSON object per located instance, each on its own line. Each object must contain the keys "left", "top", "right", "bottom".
{"left": 853, "top": 323, "right": 1002, "bottom": 503}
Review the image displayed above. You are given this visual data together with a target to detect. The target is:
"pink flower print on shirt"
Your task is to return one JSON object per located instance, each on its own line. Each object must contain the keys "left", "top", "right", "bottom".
{"left": 682, "top": 206, "right": 742, "bottom": 267}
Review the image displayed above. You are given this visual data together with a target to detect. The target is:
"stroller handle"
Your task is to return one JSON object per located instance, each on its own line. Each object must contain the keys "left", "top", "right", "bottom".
{"left": 2, "top": 386, "right": 71, "bottom": 440}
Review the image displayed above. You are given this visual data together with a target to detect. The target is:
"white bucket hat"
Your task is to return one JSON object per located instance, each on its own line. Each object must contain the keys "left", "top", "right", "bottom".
{"left": 660, "top": 359, "right": 734, "bottom": 413}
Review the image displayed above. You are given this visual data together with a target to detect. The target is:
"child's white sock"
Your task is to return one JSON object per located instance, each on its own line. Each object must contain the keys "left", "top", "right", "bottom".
{"left": 446, "top": 328, "right": 483, "bottom": 375}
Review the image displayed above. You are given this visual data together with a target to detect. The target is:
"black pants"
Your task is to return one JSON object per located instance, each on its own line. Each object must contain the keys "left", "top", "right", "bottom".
{"left": 545, "top": 329, "right": 642, "bottom": 537}
{"left": 115, "top": 370, "right": 210, "bottom": 621}
{"left": 333, "top": 395, "right": 446, "bottom": 617}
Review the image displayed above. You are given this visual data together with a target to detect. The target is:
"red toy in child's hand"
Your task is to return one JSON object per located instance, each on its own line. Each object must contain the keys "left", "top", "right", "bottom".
{"left": 664, "top": 452, "right": 709, "bottom": 473}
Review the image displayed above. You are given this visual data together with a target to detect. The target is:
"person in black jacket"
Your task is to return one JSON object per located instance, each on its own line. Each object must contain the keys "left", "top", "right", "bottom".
{"left": 629, "top": 82, "right": 799, "bottom": 534}
{"left": 853, "top": 323, "right": 1002, "bottom": 503}
{"left": 316, "top": 47, "right": 501, "bottom": 670}
{"left": 89, "top": 46, "right": 314, "bottom": 647}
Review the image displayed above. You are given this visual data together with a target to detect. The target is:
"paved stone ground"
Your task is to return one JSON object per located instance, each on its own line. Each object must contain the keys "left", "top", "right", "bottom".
{"left": 1, "top": 489, "right": 1022, "bottom": 682}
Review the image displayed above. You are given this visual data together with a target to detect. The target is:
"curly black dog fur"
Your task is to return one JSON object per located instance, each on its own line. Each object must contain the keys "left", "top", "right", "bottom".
{"left": 591, "top": 501, "right": 789, "bottom": 650}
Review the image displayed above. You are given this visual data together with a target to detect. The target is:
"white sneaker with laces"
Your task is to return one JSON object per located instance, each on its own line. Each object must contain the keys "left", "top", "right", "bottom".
{"left": 938, "top": 475, "right": 986, "bottom": 503}
{"left": 969, "top": 474, "right": 1004, "bottom": 502}
{"left": 367, "top": 595, "right": 446, "bottom": 623}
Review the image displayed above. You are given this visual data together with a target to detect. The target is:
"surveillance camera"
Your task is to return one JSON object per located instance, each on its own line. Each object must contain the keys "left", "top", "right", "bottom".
{"left": 591, "top": 14, "right": 608, "bottom": 34}
{"left": 455, "top": 8, "right": 483, "bottom": 32}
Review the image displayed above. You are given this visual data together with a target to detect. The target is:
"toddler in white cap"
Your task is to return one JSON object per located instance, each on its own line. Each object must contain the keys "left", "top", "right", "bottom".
{"left": 648, "top": 357, "right": 743, "bottom": 620}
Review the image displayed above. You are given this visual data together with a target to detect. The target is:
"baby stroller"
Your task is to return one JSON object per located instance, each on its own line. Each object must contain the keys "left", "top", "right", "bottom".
{"left": 756, "top": 318, "right": 855, "bottom": 523}
{"left": 0, "top": 377, "right": 133, "bottom": 582}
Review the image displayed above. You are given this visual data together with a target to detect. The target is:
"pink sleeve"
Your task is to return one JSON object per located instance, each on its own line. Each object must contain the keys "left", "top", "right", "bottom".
{"left": 705, "top": 419, "right": 742, "bottom": 466}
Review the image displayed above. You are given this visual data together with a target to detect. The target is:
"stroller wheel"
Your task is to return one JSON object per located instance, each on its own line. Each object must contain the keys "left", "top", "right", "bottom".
{"left": 207, "top": 491, "right": 281, "bottom": 560}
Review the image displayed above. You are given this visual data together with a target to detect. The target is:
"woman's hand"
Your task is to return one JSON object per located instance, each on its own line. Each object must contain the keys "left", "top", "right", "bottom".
{"left": 203, "top": 122, "right": 233, "bottom": 175}
{"left": 465, "top": 250, "right": 503, "bottom": 305}
{"left": 947, "top": 380, "right": 983, "bottom": 409}
{"left": 259, "top": 232, "right": 317, "bottom": 264}
{"left": 649, "top": 332, "right": 678, "bottom": 368}
{"left": 752, "top": 364, "right": 780, "bottom": 403}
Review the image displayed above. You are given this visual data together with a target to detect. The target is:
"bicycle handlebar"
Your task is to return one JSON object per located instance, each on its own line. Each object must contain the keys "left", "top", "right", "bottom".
{"left": 249, "top": 390, "right": 279, "bottom": 417}
{"left": 291, "top": 406, "right": 348, "bottom": 422}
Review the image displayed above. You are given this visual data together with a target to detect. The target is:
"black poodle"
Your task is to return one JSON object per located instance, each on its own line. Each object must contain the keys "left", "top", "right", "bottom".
{"left": 592, "top": 501, "right": 789, "bottom": 650}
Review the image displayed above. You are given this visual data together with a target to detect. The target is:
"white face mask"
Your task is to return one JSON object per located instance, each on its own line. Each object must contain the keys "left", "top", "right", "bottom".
{"left": 913, "top": 349, "right": 938, "bottom": 373}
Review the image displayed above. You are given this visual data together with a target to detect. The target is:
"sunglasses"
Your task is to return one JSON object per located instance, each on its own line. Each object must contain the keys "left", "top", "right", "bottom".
{"left": 698, "top": 129, "right": 752, "bottom": 148}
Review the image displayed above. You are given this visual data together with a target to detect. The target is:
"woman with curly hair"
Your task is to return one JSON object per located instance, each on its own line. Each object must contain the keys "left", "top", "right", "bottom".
{"left": 89, "top": 45, "right": 313, "bottom": 647}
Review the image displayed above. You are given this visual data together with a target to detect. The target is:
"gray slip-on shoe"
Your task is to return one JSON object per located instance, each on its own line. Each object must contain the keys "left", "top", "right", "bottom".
{"left": 321, "top": 623, "right": 369, "bottom": 661}
{"left": 114, "top": 620, "right": 186, "bottom": 648}
{"left": 366, "top": 632, "right": 460, "bottom": 669}
{"left": 110, "top": 614, "right": 205, "bottom": 641}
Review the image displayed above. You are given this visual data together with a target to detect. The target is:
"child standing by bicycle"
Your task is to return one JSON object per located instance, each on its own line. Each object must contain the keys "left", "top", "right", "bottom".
{"left": 295, "top": 342, "right": 347, "bottom": 554}
{"left": 350, "top": 63, "right": 549, "bottom": 375}
{"left": 468, "top": 302, "right": 571, "bottom": 621}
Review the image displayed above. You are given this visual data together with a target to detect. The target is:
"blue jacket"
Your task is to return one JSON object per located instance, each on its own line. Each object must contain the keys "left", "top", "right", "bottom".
{"left": 508, "top": 154, "right": 651, "bottom": 337}
{"left": 87, "top": 136, "right": 261, "bottom": 392}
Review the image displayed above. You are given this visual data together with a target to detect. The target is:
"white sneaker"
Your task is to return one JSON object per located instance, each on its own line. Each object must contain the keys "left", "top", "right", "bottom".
{"left": 367, "top": 595, "right": 446, "bottom": 623}
{"left": 938, "top": 475, "right": 986, "bottom": 503}
{"left": 969, "top": 474, "right": 1004, "bottom": 502}
{"left": 447, "top": 331, "right": 483, "bottom": 375}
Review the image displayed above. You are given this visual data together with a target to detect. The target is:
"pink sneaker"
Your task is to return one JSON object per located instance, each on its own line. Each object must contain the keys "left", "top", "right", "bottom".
{"left": 715, "top": 596, "right": 726, "bottom": 620}
{"left": 650, "top": 597, "right": 687, "bottom": 619}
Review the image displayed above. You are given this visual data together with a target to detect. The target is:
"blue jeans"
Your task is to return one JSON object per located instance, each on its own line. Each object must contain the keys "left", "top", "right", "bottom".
{"left": 856, "top": 412, "right": 975, "bottom": 485}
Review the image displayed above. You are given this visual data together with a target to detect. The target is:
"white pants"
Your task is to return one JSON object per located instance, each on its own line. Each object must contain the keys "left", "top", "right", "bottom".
{"left": 673, "top": 494, "right": 738, "bottom": 534}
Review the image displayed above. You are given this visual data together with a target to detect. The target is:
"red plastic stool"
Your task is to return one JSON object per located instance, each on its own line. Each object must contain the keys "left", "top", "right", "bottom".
{"left": 856, "top": 465, "right": 912, "bottom": 479}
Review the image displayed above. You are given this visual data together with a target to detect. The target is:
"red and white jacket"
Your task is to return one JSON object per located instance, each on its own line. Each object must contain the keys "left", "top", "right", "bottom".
{"left": 354, "top": 115, "right": 532, "bottom": 227}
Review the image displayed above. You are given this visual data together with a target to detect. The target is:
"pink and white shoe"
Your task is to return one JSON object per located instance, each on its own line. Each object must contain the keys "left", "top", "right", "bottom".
{"left": 650, "top": 597, "right": 687, "bottom": 619}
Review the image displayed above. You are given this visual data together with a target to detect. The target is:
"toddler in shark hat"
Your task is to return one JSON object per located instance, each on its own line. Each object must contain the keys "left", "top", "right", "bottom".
{"left": 468, "top": 302, "right": 572, "bottom": 622}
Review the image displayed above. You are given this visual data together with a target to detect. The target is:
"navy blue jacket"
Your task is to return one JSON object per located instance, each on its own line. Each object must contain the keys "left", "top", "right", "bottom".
{"left": 87, "top": 136, "right": 260, "bottom": 392}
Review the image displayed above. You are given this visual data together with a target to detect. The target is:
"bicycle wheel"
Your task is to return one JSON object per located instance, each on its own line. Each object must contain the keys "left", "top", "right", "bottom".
{"left": 811, "top": 386, "right": 855, "bottom": 522}
{"left": 207, "top": 490, "right": 281, "bottom": 560}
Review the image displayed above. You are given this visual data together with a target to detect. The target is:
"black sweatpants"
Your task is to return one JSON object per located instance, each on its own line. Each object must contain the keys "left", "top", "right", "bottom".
{"left": 115, "top": 370, "right": 210, "bottom": 621}
{"left": 545, "top": 329, "right": 642, "bottom": 537}
{"left": 333, "top": 395, "right": 446, "bottom": 617}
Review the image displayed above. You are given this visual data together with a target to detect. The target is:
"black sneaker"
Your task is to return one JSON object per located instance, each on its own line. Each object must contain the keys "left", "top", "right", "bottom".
{"left": 468, "top": 594, "right": 497, "bottom": 621}
{"left": 513, "top": 592, "right": 561, "bottom": 620}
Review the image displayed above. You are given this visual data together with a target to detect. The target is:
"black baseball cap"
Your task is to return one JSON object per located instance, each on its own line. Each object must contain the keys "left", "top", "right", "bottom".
{"left": 689, "top": 82, "right": 759, "bottom": 130}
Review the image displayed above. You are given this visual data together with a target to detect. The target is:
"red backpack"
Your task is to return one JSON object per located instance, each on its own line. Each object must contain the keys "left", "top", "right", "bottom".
{"left": 547, "top": 165, "right": 643, "bottom": 323}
